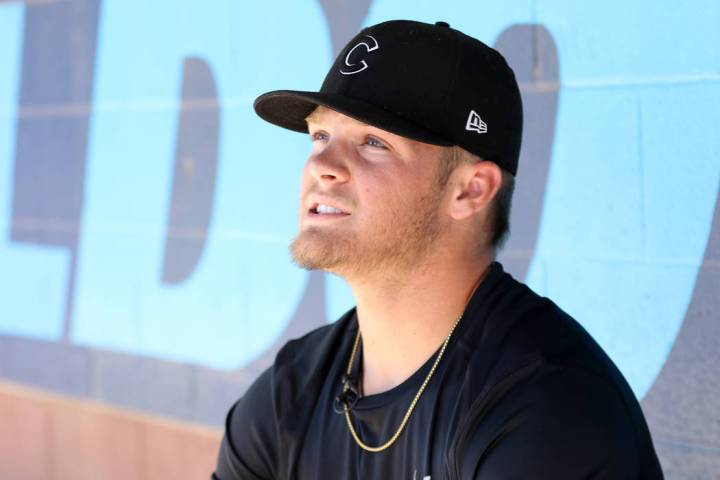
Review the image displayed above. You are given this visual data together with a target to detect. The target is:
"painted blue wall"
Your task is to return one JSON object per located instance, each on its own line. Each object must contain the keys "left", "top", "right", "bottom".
{"left": 0, "top": 1, "right": 718, "bottom": 476}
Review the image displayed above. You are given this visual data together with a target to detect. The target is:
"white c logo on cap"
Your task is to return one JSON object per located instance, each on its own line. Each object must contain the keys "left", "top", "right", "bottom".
{"left": 340, "top": 34, "right": 379, "bottom": 75}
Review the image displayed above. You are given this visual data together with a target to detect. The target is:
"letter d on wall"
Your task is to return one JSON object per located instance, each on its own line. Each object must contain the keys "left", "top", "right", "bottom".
{"left": 70, "top": 0, "right": 330, "bottom": 369}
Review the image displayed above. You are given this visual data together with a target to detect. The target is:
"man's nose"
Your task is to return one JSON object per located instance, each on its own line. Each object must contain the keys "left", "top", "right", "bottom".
{"left": 307, "top": 142, "right": 351, "bottom": 184}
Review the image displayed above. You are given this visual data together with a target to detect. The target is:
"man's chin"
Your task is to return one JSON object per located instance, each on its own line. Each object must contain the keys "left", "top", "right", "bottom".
{"left": 289, "top": 235, "right": 347, "bottom": 272}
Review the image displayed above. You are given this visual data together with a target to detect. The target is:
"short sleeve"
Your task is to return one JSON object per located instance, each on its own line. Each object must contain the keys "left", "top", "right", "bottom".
{"left": 457, "top": 365, "right": 654, "bottom": 479}
{"left": 212, "top": 368, "right": 278, "bottom": 480}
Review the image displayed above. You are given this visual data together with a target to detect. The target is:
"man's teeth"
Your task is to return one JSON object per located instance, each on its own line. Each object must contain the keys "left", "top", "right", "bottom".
{"left": 316, "top": 204, "right": 344, "bottom": 214}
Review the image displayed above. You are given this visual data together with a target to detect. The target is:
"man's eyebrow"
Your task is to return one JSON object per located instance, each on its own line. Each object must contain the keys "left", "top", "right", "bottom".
{"left": 304, "top": 109, "right": 371, "bottom": 128}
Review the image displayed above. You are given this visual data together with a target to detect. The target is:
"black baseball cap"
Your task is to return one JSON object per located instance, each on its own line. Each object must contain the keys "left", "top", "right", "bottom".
{"left": 254, "top": 19, "right": 523, "bottom": 176}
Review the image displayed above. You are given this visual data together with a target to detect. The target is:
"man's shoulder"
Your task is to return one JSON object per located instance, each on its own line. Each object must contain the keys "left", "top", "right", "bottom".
{"left": 466, "top": 270, "right": 623, "bottom": 382}
{"left": 214, "top": 308, "right": 356, "bottom": 480}
{"left": 452, "top": 269, "right": 663, "bottom": 477}
{"left": 459, "top": 268, "right": 646, "bottom": 430}
{"left": 452, "top": 361, "right": 663, "bottom": 479}
{"left": 274, "top": 307, "right": 355, "bottom": 373}
{"left": 265, "top": 307, "right": 355, "bottom": 413}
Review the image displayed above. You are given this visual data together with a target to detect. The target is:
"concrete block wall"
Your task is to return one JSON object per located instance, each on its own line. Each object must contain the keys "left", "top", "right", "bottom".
{"left": 0, "top": 0, "right": 718, "bottom": 478}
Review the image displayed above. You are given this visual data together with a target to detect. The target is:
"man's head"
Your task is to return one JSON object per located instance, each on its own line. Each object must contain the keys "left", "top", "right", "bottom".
{"left": 252, "top": 19, "right": 522, "bottom": 276}
{"left": 289, "top": 106, "right": 448, "bottom": 279}
{"left": 288, "top": 105, "right": 513, "bottom": 280}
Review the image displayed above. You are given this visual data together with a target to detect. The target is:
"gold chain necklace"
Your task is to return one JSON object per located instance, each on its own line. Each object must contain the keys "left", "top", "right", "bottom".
{"left": 340, "top": 311, "right": 464, "bottom": 452}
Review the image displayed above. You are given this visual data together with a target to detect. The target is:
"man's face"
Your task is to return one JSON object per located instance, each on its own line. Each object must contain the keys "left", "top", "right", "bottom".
{"left": 290, "top": 106, "right": 450, "bottom": 279}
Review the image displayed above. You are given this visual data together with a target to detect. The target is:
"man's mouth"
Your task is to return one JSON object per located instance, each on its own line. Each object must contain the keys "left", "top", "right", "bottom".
{"left": 308, "top": 203, "right": 351, "bottom": 217}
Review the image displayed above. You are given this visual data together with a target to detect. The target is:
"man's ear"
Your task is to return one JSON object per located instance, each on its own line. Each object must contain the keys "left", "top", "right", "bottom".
{"left": 447, "top": 161, "right": 502, "bottom": 220}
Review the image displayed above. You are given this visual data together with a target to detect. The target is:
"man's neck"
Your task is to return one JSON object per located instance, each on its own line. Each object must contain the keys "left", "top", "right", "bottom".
{"left": 346, "top": 254, "right": 494, "bottom": 396}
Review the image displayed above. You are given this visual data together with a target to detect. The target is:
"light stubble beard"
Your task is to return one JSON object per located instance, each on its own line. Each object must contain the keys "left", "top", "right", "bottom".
{"left": 289, "top": 188, "right": 446, "bottom": 282}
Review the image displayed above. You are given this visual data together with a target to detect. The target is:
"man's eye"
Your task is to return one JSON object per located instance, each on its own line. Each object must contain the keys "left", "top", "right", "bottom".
{"left": 366, "top": 137, "right": 387, "bottom": 149}
{"left": 311, "top": 131, "right": 328, "bottom": 142}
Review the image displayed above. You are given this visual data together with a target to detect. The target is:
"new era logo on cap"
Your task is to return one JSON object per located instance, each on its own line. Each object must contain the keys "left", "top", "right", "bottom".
{"left": 465, "top": 109, "right": 487, "bottom": 134}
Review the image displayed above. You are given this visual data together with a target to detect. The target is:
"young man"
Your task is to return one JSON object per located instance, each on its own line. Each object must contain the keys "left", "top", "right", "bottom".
{"left": 213, "top": 19, "right": 664, "bottom": 479}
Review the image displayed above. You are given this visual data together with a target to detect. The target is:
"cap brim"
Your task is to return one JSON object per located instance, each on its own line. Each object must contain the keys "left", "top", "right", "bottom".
{"left": 253, "top": 90, "right": 454, "bottom": 146}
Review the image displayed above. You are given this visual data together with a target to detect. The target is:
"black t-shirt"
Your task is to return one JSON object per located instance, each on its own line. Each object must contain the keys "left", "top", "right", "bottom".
{"left": 213, "top": 261, "right": 664, "bottom": 479}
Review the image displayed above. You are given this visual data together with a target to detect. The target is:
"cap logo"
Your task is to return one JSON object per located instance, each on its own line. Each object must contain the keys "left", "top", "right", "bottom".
{"left": 465, "top": 109, "right": 487, "bottom": 134}
{"left": 340, "top": 35, "right": 379, "bottom": 75}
